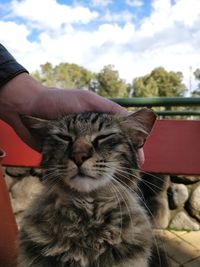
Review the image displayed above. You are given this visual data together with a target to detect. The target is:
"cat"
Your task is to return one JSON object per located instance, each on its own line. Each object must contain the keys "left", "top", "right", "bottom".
{"left": 18, "top": 108, "right": 157, "bottom": 267}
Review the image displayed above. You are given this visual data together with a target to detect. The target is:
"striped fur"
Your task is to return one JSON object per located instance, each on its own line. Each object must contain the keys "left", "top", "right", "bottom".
{"left": 18, "top": 110, "right": 156, "bottom": 267}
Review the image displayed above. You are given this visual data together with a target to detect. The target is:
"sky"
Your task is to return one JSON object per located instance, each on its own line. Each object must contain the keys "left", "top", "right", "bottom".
{"left": 0, "top": 0, "right": 200, "bottom": 90}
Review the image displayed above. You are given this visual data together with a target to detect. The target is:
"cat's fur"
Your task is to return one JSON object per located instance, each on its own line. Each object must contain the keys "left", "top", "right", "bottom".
{"left": 18, "top": 109, "right": 156, "bottom": 267}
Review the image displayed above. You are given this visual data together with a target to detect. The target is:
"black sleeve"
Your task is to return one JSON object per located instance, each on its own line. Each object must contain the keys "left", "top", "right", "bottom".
{"left": 0, "top": 44, "right": 28, "bottom": 88}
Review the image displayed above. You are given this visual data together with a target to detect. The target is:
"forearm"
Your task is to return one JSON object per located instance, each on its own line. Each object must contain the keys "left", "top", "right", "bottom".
{"left": 0, "top": 44, "right": 45, "bottom": 113}
{"left": 0, "top": 73, "right": 45, "bottom": 114}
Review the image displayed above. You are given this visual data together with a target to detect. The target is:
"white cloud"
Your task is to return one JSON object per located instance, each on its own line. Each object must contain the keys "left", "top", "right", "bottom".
{"left": 91, "top": 0, "right": 112, "bottom": 7}
{"left": 94, "top": 23, "right": 136, "bottom": 46}
{"left": 126, "top": 0, "right": 143, "bottom": 8}
{"left": 1, "top": 0, "right": 200, "bottom": 91}
{"left": 171, "top": 0, "right": 200, "bottom": 27}
{"left": 0, "top": 21, "right": 37, "bottom": 53}
{"left": 10, "top": 0, "right": 99, "bottom": 30}
{"left": 101, "top": 10, "right": 134, "bottom": 23}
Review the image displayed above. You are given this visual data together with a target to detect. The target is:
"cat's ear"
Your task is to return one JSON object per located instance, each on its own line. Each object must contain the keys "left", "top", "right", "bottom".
{"left": 21, "top": 115, "right": 52, "bottom": 136}
{"left": 125, "top": 108, "right": 157, "bottom": 149}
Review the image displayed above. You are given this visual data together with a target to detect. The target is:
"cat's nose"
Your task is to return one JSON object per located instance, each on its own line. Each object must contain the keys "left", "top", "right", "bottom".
{"left": 71, "top": 151, "right": 91, "bottom": 166}
{"left": 70, "top": 138, "right": 93, "bottom": 166}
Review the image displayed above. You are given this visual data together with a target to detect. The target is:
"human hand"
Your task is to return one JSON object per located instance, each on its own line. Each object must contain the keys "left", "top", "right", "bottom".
{"left": 0, "top": 73, "right": 144, "bottom": 164}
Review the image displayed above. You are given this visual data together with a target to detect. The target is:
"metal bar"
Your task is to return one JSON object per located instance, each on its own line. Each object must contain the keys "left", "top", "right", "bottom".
{"left": 156, "top": 111, "right": 200, "bottom": 116}
{"left": 111, "top": 97, "right": 200, "bottom": 107}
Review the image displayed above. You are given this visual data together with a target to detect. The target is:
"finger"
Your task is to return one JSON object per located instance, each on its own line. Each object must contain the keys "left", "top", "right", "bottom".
{"left": 30, "top": 89, "right": 129, "bottom": 119}
{"left": 79, "top": 90, "right": 128, "bottom": 114}
{"left": 0, "top": 101, "right": 40, "bottom": 151}
{"left": 138, "top": 148, "right": 145, "bottom": 166}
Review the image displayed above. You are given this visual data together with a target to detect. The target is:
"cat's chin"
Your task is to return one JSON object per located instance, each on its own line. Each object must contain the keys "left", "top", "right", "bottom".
{"left": 71, "top": 174, "right": 96, "bottom": 180}
{"left": 68, "top": 175, "right": 110, "bottom": 193}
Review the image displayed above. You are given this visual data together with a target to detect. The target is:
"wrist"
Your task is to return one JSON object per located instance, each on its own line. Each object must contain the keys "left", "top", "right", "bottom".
{"left": 0, "top": 73, "right": 46, "bottom": 114}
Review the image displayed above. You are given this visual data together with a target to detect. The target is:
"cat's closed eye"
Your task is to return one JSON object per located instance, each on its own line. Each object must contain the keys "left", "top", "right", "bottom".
{"left": 92, "top": 133, "right": 118, "bottom": 147}
{"left": 53, "top": 134, "right": 73, "bottom": 143}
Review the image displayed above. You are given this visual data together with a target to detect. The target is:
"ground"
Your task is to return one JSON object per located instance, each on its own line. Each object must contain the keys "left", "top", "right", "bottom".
{"left": 155, "top": 230, "right": 200, "bottom": 267}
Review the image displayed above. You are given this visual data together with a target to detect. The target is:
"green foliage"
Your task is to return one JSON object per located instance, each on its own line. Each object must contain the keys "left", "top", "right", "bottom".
{"left": 133, "top": 77, "right": 158, "bottom": 97}
{"left": 97, "top": 65, "right": 128, "bottom": 97}
{"left": 194, "top": 68, "right": 200, "bottom": 80}
{"left": 32, "top": 63, "right": 189, "bottom": 99}
{"left": 32, "top": 62, "right": 54, "bottom": 86}
{"left": 32, "top": 62, "right": 95, "bottom": 89}
{"left": 132, "top": 67, "right": 187, "bottom": 97}
{"left": 192, "top": 68, "right": 200, "bottom": 96}
{"left": 32, "top": 63, "right": 128, "bottom": 97}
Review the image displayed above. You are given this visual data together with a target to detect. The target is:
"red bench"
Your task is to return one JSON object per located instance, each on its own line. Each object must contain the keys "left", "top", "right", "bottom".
{"left": 0, "top": 118, "right": 200, "bottom": 266}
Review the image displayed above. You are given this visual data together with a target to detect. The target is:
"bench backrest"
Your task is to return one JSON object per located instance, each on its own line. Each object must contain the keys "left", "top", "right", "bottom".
{"left": 0, "top": 119, "right": 200, "bottom": 175}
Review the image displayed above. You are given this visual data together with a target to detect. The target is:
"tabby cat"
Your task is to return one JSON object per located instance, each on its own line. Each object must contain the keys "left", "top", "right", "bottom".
{"left": 18, "top": 109, "right": 157, "bottom": 267}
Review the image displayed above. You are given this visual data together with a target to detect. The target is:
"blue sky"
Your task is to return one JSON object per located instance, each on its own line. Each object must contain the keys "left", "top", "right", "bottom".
{"left": 0, "top": 0, "right": 151, "bottom": 33}
{"left": 0, "top": 0, "right": 200, "bottom": 90}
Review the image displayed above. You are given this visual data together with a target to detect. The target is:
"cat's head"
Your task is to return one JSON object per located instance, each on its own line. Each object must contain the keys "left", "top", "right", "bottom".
{"left": 22, "top": 109, "right": 156, "bottom": 193}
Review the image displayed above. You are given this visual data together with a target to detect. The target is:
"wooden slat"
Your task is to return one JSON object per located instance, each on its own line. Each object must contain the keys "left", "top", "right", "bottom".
{"left": 142, "top": 120, "right": 200, "bottom": 175}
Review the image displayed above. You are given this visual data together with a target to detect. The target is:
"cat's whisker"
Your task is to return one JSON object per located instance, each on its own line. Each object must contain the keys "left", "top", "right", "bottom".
{"left": 113, "top": 167, "right": 164, "bottom": 195}
{"left": 133, "top": 186, "right": 162, "bottom": 266}
{"left": 97, "top": 162, "right": 168, "bottom": 194}
{"left": 112, "top": 170, "right": 162, "bottom": 264}
{"left": 42, "top": 171, "right": 64, "bottom": 183}
{"left": 42, "top": 164, "right": 67, "bottom": 170}
{"left": 110, "top": 175, "right": 162, "bottom": 267}
{"left": 94, "top": 166, "right": 156, "bottom": 197}
{"left": 43, "top": 170, "right": 63, "bottom": 178}
{"left": 42, "top": 172, "right": 65, "bottom": 192}
{"left": 110, "top": 169, "right": 159, "bottom": 222}
{"left": 108, "top": 174, "right": 136, "bottom": 229}
{"left": 44, "top": 166, "right": 72, "bottom": 173}
{"left": 45, "top": 166, "right": 77, "bottom": 177}
{"left": 108, "top": 183, "right": 123, "bottom": 239}
{"left": 108, "top": 165, "right": 173, "bottom": 196}
{"left": 95, "top": 161, "right": 167, "bottom": 185}
{"left": 115, "top": 165, "right": 168, "bottom": 184}
{"left": 111, "top": 177, "right": 152, "bottom": 244}
{"left": 44, "top": 178, "right": 61, "bottom": 193}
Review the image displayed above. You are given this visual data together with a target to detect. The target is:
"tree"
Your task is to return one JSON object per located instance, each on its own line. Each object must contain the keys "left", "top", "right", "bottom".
{"left": 32, "top": 62, "right": 95, "bottom": 89}
{"left": 32, "top": 62, "right": 55, "bottom": 87}
{"left": 194, "top": 68, "right": 200, "bottom": 80}
{"left": 97, "top": 65, "right": 129, "bottom": 97}
{"left": 192, "top": 68, "right": 200, "bottom": 96}
{"left": 133, "top": 76, "right": 158, "bottom": 97}
{"left": 132, "top": 67, "right": 187, "bottom": 97}
{"left": 32, "top": 63, "right": 129, "bottom": 97}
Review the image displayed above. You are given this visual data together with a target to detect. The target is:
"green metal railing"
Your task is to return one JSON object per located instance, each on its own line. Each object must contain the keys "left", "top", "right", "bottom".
{"left": 111, "top": 97, "right": 200, "bottom": 117}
